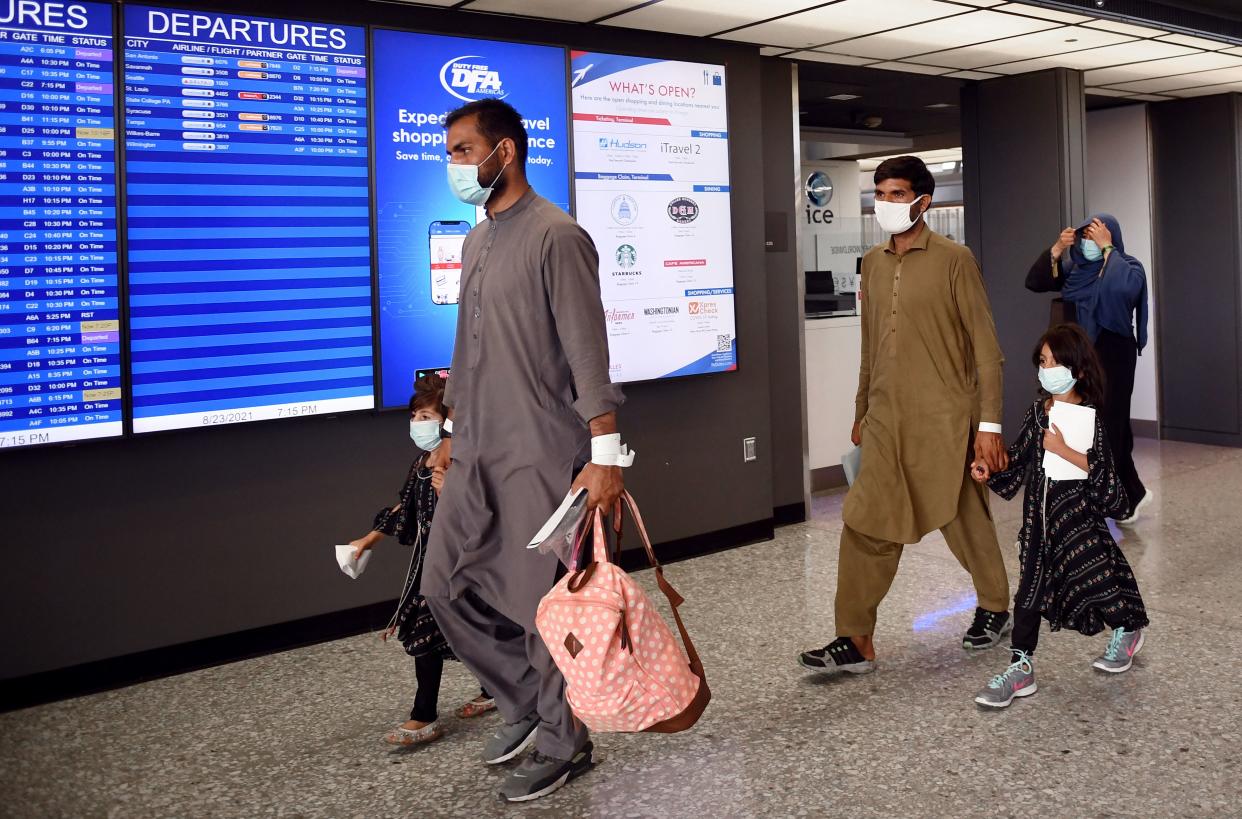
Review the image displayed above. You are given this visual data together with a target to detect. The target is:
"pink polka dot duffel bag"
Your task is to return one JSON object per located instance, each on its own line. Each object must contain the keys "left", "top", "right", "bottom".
{"left": 536, "top": 492, "right": 710, "bottom": 734}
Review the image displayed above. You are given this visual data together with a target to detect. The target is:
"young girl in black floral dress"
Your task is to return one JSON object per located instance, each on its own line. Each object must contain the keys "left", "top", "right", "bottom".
{"left": 970, "top": 323, "right": 1149, "bottom": 708}
{"left": 350, "top": 374, "right": 494, "bottom": 744}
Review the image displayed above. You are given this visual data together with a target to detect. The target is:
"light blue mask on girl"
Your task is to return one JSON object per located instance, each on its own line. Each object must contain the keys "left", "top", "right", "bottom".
{"left": 1079, "top": 239, "right": 1103, "bottom": 262}
{"left": 1039, "top": 365, "right": 1077, "bottom": 395}
{"left": 409, "top": 419, "right": 442, "bottom": 451}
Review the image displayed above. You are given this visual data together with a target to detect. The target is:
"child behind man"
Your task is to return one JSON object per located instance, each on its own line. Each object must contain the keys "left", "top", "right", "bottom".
{"left": 971, "top": 324, "right": 1149, "bottom": 708}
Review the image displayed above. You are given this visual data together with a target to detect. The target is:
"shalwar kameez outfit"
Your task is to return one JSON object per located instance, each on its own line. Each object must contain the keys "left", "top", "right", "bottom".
{"left": 370, "top": 454, "right": 488, "bottom": 725}
{"left": 421, "top": 188, "right": 623, "bottom": 761}
{"left": 837, "top": 226, "right": 1010, "bottom": 637}
{"left": 987, "top": 400, "right": 1149, "bottom": 652}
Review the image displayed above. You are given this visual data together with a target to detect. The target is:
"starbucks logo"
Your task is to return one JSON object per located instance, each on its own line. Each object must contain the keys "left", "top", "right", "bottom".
{"left": 615, "top": 244, "right": 637, "bottom": 268}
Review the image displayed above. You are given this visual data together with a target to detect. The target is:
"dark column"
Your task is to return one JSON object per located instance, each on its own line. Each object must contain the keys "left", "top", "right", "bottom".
{"left": 962, "top": 68, "right": 1088, "bottom": 433}
{"left": 1150, "top": 94, "right": 1242, "bottom": 447}
{"left": 761, "top": 58, "right": 809, "bottom": 524}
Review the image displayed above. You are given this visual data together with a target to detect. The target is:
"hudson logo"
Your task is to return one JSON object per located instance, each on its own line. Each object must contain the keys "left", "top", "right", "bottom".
{"left": 644, "top": 306, "right": 680, "bottom": 316}
{"left": 688, "top": 301, "right": 719, "bottom": 316}
{"left": 599, "top": 137, "right": 646, "bottom": 150}
{"left": 605, "top": 307, "right": 636, "bottom": 322}
{"left": 667, "top": 197, "right": 699, "bottom": 224}
{"left": 440, "top": 55, "right": 506, "bottom": 102}
{"left": 615, "top": 244, "right": 637, "bottom": 268}
{"left": 611, "top": 194, "right": 637, "bottom": 226}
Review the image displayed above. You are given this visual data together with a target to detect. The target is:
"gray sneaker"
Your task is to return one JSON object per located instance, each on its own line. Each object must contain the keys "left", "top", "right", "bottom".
{"left": 481, "top": 712, "right": 539, "bottom": 765}
{"left": 498, "top": 742, "right": 594, "bottom": 803}
{"left": 974, "top": 651, "right": 1037, "bottom": 708}
{"left": 1093, "top": 628, "right": 1145, "bottom": 673}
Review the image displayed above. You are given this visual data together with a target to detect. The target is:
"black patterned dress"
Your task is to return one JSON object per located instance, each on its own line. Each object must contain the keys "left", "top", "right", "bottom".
{"left": 987, "top": 400, "right": 1149, "bottom": 636}
{"left": 373, "top": 454, "right": 454, "bottom": 661}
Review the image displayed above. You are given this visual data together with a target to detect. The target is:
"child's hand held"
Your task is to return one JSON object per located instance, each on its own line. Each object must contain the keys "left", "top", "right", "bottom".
{"left": 971, "top": 460, "right": 990, "bottom": 482}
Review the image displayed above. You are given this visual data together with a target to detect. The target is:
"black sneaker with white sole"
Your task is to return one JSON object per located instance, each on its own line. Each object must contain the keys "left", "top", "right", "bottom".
{"left": 797, "top": 637, "right": 876, "bottom": 675}
{"left": 498, "top": 742, "right": 594, "bottom": 803}
{"left": 963, "top": 607, "right": 1012, "bottom": 650}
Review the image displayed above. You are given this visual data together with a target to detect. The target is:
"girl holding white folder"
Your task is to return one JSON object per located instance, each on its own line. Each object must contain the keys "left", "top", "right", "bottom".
{"left": 969, "top": 324, "right": 1149, "bottom": 708}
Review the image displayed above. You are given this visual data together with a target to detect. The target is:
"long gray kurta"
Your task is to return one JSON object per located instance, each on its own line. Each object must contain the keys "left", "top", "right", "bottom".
{"left": 421, "top": 187, "right": 624, "bottom": 630}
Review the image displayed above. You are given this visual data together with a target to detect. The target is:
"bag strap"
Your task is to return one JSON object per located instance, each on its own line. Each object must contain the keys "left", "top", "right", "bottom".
{"left": 617, "top": 491, "right": 704, "bottom": 671}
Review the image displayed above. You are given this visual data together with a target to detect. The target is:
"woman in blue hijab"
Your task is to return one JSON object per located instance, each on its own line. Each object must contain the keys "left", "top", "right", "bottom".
{"left": 1026, "top": 214, "right": 1151, "bottom": 523}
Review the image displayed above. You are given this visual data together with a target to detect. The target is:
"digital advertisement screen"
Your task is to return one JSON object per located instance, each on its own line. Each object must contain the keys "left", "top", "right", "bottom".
{"left": 571, "top": 53, "right": 737, "bottom": 382}
{"left": 0, "top": 0, "right": 121, "bottom": 450}
{"left": 122, "top": 6, "right": 374, "bottom": 434}
{"left": 372, "top": 30, "right": 569, "bottom": 408}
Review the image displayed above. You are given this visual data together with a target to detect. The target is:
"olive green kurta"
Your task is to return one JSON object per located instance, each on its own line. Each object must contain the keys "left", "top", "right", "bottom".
{"left": 843, "top": 227, "right": 1004, "bottom": 544}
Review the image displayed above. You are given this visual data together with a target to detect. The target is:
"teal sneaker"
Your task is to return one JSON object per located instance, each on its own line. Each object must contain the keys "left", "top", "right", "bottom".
{"left": 1093, "top": 628, "right": 1145, "bottom": 673}
{"left": 974, "top": 651, "right": 1037, "bottom": 708}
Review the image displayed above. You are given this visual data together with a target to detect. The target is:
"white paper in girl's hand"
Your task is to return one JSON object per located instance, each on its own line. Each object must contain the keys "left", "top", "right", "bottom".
{"left": 1042, "top": 402, "right": 1096, "bottom": 481}
{"left": 335, "top": 544, "right": 372, "bottom": 579}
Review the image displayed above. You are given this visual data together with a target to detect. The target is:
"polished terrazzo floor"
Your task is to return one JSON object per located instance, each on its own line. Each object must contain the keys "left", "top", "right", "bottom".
{"left": 3, "top": 438, "right": 1240, "bottom": 818}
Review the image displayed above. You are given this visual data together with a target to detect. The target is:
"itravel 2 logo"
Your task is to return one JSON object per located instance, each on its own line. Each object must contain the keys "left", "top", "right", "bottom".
{"left": 440, "top": 55, "right": 507, "bottom": 102}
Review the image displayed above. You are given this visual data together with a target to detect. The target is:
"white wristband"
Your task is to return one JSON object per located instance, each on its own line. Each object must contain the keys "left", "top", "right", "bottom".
{"left": 442, "top": 418, "right": 453, "bottom": 434}
{"left": 591, "top": 433, "right": 636, "bottom": 467}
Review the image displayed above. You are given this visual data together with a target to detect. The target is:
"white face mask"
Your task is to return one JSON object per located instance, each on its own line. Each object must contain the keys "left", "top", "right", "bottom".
{"left": 873, "top": 195, "right": 928, "bottom": 235}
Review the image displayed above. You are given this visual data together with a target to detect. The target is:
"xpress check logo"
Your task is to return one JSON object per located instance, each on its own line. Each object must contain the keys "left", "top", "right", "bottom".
{"left": 440, "top": 55, "right": 507, "bottom": 102}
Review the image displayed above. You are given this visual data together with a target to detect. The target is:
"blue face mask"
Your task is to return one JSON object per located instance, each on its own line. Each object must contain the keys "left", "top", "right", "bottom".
{"left": 1038, "top": 365, "right": 1077, "bottom": 396}
{"left": 1079, "top": 238, "right": 1103, "bottom": 262}
{"left": 446, "top": 141, "right": 507, "bottom": 206}
{"left": 409, "top": 419, "right": 442, "bottom": 451}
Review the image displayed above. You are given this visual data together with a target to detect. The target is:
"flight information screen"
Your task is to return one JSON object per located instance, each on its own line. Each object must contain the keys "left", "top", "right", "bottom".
{"left": 122, "top": 6, "right": 374, "bottom": 434}
{"left": 0, "top": 1, "right": 121, "bottom": 450}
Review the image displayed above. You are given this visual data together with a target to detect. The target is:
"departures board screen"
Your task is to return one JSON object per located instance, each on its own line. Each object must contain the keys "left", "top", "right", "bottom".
{"left": 0, "top": 1, "right": 121, "bottom": 450}
{"left": 122, "top": 6, "right": 374, "bottom": 434}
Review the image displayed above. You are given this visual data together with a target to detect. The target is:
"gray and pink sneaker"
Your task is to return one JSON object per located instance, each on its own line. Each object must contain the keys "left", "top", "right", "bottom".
{"left": 975, "top": 651, "right": 1037, "bottom": 708}
{"left": 1093, "top": 628, "right": 1145, "bottom": 673}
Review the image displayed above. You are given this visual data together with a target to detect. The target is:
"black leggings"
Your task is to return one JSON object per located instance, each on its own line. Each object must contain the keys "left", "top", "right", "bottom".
{"left": 1011, "top": 606, "right": 1135, "bottom": 656}
{"left": 409, "top": 655, "right": 490, "bottom": 723}
{"left": 1095, "top": 329, "right": 1146, "bottom": 509}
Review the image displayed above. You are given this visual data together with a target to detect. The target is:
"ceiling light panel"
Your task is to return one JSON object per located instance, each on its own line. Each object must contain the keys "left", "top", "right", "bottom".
{"left": 603, "top": 0, "right": 824, "bottom": 37}
{"left": 917, "top": 25, "right": 1129, "bottom": 70}
{"left": 463, "top": 0, "right": 640, "bottom": 21}
{"left": 868, "top": 61, "right": 950, "bottom": 75}
{"left": 787, "top": 51, "right": 877, "bottom": 66}
{"left": 989, "top": 40, "right": 1199, "bottom": 74}
{"left": 1085, "top": 52, "right": 1242, "bottom": 86}
{"left": 1167, "top": 82, "right": 1242, "bottom": 97}
{"left": 944, "top": 69, "right": 1001, "bottom": 79}
{"left": 1156, "top": 33, "right": 1230, "bottom": 50}
{"left": 1085, "top": 87, "right": 1131, "bottom": 97}
{"left": 1104, "top": 64, "right": 1242, "bottom": 94}
{"left": 829, "top": 10, "right": 1058, "bottom": 60}
{"left": 715, "top": 0, "right": 965, "bottom": 50}
{"left": 1081, "top": 19, "right": 1167, "bottom": 38}
{"left": 993, "top": 2, "right": 1090, "bottom": 24}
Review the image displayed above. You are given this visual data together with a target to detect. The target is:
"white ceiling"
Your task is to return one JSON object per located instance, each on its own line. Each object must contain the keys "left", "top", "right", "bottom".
{"left": 417, "top": 0, "right": 1242, "bottom": 101}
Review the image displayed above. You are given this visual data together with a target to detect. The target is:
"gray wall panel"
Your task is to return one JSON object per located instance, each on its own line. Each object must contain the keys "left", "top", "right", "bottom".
{"left": 761, "top": 59, "right": 809, "bottom": 517}
{"left": 1150, "top": 94, "right": 1242, "bottom": 444}
{"left": 963, "top": 69, "right": 1088, "bottom": 434}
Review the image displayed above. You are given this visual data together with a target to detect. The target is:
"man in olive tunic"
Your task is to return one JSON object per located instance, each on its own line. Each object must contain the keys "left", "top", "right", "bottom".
{"left": 421, "top": 100, "right": 628, "bottom": 802}
{"left": 799, "top": 156, "right": 1012, "bottom": 677}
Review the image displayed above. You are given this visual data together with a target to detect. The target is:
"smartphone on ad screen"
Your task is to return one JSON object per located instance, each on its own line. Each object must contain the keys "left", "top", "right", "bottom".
{"left": 428, "top": 220, "right": 470, "bottom": 305}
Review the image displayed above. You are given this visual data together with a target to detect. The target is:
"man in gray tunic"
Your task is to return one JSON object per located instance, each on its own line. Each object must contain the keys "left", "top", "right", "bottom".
{"left": 421, "top": 99, "right": 628, "bottom": 803}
